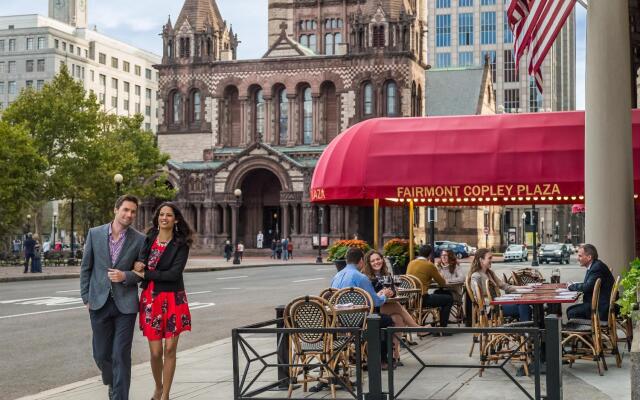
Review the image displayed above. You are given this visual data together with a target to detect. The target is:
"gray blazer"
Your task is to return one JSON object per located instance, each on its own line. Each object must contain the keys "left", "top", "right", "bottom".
{"left": 80, "top": 223, "right": 146, "bottom": 314}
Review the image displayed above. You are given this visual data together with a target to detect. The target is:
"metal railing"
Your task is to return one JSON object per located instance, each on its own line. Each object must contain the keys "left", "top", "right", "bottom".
{"left": 232, "top": 309, "right": 563, "bottom": 400}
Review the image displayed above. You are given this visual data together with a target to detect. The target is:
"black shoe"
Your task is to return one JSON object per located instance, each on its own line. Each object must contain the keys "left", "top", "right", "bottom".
{"left": 108, "top": 384, "right": 114, "bottom": 400}
{"left": 23, "top": 270, "right": 27, "bottom": 273}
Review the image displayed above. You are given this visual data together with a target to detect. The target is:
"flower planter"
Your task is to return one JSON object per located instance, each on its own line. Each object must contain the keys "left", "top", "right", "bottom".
{"left": 334, "top": 259, "right": 347, "bottom": 272}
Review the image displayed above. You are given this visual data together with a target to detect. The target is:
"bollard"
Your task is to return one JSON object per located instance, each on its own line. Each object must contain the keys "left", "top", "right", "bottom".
{"left": 365, "top": 314, "right": 385, "bottom": 400}
{"left": 275, "top": 305, "right": 290, "bottom": 390}
{"left": 545, "top": 315, "right": 563, "bottom": 400}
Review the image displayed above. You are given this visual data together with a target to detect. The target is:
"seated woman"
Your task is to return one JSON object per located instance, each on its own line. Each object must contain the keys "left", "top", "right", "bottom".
{"left": 436, "top": 249, "right": 464, "bottom": 303}
{"left": 469, "top": 248, "right": 532, "bottom": 322}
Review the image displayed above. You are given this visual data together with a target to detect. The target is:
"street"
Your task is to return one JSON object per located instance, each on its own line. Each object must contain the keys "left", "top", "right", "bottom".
{"left": 0, "top": 264, "right": 338, "bottom": 400}
{"left": 0, "top": 256, "right": 585, "bottom": 400}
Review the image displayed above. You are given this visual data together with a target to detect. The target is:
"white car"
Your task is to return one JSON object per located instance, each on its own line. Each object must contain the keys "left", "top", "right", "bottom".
{"left": 503, "top": 244, "right": 528, "bottom": 262}
{"left": 459, "top": 242, "right": 477, "bottom": 256}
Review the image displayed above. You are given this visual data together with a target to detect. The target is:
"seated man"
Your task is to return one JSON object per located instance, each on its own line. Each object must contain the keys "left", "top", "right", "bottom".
{"left": 406, "top": 245, "right": 454, "bottom": 328}
{"left": 331, "top": 247, "right": 396, "bottom": 368}
{"left": 567, "top": 244, "right": 614, "bottom": 321}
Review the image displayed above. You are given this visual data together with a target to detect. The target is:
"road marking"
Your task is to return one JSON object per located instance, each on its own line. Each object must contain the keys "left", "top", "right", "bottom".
{"left": 188, "top": 302, "right": 215, "bottom": 310}
{"left": 56, "top": 289, "right": 81, "bottom": 293}
{"left": 315, "top": 268, "right": 334, "bottom": 271}
{"left": 292, "top": 278, "right": 326, "bottom": 283}
{"left": 188, "top": 291, "right": 212, "bottom": 295}
{"left": 0, "top": 306, "right": 86, "bottom": 319}
{"left": 222, "top": 287, "right": 242, "bottom": 290}
{"left": 216, "top": 275, "right": 248, "bottom": 280}
{"left": 0, "top": 296, "right": 83, "bottom": 306}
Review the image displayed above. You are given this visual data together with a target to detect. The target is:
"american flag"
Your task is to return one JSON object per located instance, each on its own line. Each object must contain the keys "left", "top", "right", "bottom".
{"left": 507, "top": 0, "right": 576, "bottom": 92}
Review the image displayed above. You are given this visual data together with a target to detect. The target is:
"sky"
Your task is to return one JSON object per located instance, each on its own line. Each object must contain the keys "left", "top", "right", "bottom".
{"left": 0, "top": 0, "right": 587, "bottom": 109}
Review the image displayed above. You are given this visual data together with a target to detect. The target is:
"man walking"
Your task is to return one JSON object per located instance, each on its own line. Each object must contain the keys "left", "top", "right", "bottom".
{"left": 23, "top": 233, "right": 36, "bottom": 273}
{"left": 80, "top": 195, "right": 145, "bottom": 400}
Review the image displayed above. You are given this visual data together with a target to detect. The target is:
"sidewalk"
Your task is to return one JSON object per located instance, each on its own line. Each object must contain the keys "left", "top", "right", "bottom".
{"left": 16, "top": 329, "right": 629, "bottom": 400}
{"left": 0, "top": 256, "right": 332, "bottom": 283}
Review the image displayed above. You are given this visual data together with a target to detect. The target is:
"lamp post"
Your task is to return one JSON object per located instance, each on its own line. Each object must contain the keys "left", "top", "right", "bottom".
{"left": 483, "top": 207, "right": 489, "bottom": 248}
{"left": 26, "top": 214, "right": 31, "bottom": 234}
{"left": 316, "top": 207, "right": 324, "bottom": 263}
{"left": 555, "top": 220, "right": 559, "bottom": 242}
{"left": 274, "top": 212, "right": 279, "bottom": 240}
{"left": 521, "top": 212, "right": 526, "bottom": 246}
{"left": 232, "top": 189, "right": 242, "bottom": 265}
{"left": 568, "top": 223, "right": 572, "bottom": 244}
{"left": 540, "top": 217, "right": 545, "bottom": 245}
{"left": 52, "top": 212, "right": 58, "bottom": 248}
{"left": 531, "top": 205, "right": 539, "bottom": 266}
{"left": 113, "top": 173, "right": 123, "bottom": 196}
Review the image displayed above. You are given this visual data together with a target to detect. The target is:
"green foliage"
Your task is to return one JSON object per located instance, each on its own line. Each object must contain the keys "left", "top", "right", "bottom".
{"left": 327, "top": 239, "right": 371, "bottom": 261}
{"left": 1, "top": 66, "right": 175, "bottom": 234}
{"left": 0, "top": 121, "right": 46, "bottom": 236}
{"left": 616, "top": 258, "right": 640, "bottom": 317}
{"left": 383, "top": 238, "right": 411, "bottom": 268}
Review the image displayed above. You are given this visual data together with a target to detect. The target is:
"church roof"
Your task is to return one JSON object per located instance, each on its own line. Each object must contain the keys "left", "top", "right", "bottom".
{"left": 174, "top": 0, "right": 225, "bottom": 32}
{"left": 362, "top": 0, "right": 415, "bottom": 20}
{"left": 263, "top": 23, "right": 316, "bottom": 58}
{"left": 426, "top": 65, "right": 492, "bottom": 116}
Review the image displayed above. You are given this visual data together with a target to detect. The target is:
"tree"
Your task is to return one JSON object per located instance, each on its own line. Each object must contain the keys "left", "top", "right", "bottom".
{"left": 0, "top": 121, "right": 45, "bottom": 243}
{"left": 2, "top": 66, "right": 175, "bottom": 237}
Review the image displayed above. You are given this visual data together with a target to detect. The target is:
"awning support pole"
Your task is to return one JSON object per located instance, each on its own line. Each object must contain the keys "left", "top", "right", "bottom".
{"left": 409, "top": 200, "right": 415, "bottom": 261}
{"left": 373, "top": 199, "right": 380, "bottom": 250}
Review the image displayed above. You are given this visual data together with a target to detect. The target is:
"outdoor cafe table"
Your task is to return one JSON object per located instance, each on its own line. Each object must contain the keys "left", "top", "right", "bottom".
{"left": 385, "top": 295, "right": 409, "bottom": 304}
{"left": 329, "top": 304, "right": 371, "bottom": 315}
{"left": 490, "top": 283, "right": 580, "bottom": 328}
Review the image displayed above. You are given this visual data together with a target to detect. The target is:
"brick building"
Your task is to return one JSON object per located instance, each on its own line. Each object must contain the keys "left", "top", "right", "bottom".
{"left": 147, "top": 0, "right": 428, "bottom": 252}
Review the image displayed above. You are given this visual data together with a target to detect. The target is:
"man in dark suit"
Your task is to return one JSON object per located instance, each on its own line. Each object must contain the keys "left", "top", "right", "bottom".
{"left": 567, "top": 244, "right": 614, "bottom": 321}
{"left": 23, "top": 233, "right": 36, "bottom": 273}
{"left": 80, "top": 195, "right": 145, "bottom": 400}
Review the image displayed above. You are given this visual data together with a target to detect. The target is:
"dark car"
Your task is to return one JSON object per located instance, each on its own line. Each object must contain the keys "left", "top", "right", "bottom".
{"left": 434, "top": 242, "right": 469, "bottom": 259}
{"left": 538, "top": 243, "right": 571, "bottom": 264}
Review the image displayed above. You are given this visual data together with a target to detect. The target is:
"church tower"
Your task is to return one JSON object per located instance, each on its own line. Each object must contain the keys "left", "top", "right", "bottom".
{"left": 162, "top": 0, "right": 238, "bottom": 64}
{"left": 49, "top": 0, "right": 88, "bottom": 28}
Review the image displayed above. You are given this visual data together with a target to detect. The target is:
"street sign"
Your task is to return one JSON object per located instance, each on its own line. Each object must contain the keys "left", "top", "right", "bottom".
{"left": 427, "top": 207, "right": 437, "bottom": 222}
{"left": 483, "top": 227, "right": 489, "bottom": 235}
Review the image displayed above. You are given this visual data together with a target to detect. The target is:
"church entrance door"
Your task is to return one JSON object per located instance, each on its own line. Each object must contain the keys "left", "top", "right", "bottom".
{"left": 239, "top": 168, "right": 282, "bottom": 248}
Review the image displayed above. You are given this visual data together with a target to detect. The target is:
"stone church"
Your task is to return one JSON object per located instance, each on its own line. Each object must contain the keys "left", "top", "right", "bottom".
{"left": 149, "top": 0, "right": 428, "bottom": 252}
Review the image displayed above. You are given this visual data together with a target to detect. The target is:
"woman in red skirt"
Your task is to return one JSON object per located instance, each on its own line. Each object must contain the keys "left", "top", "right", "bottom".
{"left": 132, "top": 202, "right": 192, "bottom": 400}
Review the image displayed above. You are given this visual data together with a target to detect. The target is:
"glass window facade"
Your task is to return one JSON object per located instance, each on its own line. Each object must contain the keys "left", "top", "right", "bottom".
{"left": 436, "top": 0, "right": 451, "bottom": 8}
{"left": 302, "top": 87, "right": 313, "bottom": 144}
{"left": 458, "top": 51, "right": 474, "bottom": 66}
{"left": 481, "top": 12, "right": 496, "bottom": 44}
{"left": 504, "top": 88, "right": 520, "bottom": 112}
{"left": 436, "top": 52, "right": 452, "bottom": 68}
{"left": 504, "top": 11, "right": 513, "bottom": 43}
{"left": 458, "top": 13, "right": 474, "bottom": 46}
{"left": 436, "top": 15, "right": 451, "bottom": 47}
{"left": 529, "top": 77, "right": 543, "bottom": 112}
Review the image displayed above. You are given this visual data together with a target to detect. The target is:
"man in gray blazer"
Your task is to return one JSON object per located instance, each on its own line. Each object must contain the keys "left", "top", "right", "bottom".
{"left": 80, "top": 194, "right": 146, "bottom": 400}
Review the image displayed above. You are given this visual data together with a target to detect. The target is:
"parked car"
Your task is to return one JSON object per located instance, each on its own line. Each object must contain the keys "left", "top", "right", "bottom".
{"left": 434, "top": 242, "right": 469, "bottom": 259}
{"left": 503, "top": 244, "right": 528, "bottom": 262}
{"left": 459, "top": 242, "right": 477, "bottom": 256}
{"left": 538, "top": 243, "right": 571, "bottom": 264}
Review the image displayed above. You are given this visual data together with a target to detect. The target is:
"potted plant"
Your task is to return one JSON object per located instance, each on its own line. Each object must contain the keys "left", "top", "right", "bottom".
{"left": 327, "top": 239, "right": 371, "bottom": 271}
{"left": 383, "top": 238, "right": 411, "bottom": 275}
{"left": 616, "top": 258, "right": 640, "bottom": 318}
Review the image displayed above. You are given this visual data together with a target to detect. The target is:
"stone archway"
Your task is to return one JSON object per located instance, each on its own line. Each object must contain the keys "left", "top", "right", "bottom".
{"left": 238, "top": 168, "right": 283, "bottom": 248}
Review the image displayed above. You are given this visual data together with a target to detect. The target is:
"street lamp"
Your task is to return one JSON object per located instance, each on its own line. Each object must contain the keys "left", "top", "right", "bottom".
{"left": 26, "top": 214, "right": 32, "bottom": 233}
{"left": 52, "top": 212, "right": 58, "bottom": 248}
{"left": 555, "top": 220, "right": 559, "bottom": 241}
{"left": 540, "top": 217, "right": 545, "bottom": 244}
{"left": 568, "top": 223, "right": 572, "bottom": 244}
{"left": 274, "top": 212, "right": 279, "bottom": 240}
{"left": 521, "top": 212, "right": 526, "bottom": 245}
{"left": 113, "top": 173, "right": 123, "bottom": 196}
{"left": 483, "top": 207, "right": 489, "bottom": 248}
{"left": 531, "top": 205, "right": 539, "bottom": 266}
{"left": 232, "top": 188, "right": 242, "bottom": 265}
{"left": 316, "top": 207, "right": 324, "bottom": 263}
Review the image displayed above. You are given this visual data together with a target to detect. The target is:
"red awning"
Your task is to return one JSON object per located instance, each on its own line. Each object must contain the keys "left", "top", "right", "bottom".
{"left": 310, "top": 110, "right": 640, "bottom": 206}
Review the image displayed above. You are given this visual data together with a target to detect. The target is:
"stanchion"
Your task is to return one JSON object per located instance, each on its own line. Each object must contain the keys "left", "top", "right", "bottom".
{"left": 273, "top": 305, "right": 296, "bottom": 391}
{"left": 365, "top": 314, "right": 385, "bottom": 400}
{"left": 545, "top": 315, "right": 563, "bottom": 400}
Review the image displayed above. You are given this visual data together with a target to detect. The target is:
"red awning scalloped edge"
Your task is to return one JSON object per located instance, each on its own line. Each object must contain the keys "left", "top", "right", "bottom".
{"left": 310, "top": 110, "right": 640, "bottom": 206}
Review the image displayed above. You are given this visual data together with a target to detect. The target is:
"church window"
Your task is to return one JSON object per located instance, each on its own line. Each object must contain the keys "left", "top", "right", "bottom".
{"left": 278, "top": 89, "right": 288, "bottom": 144}
{"left": 254, "top": 89, "right": 264, "bottom": 140}
{"left": 385, "top": 81, "right": 398, "bottom": 116}
{"left": 192, "top": 90, "right": 201, "bottom": 122}
{"left": 308, "top": 34, "right": 316, "bottom": 52}
{"left": 299, "top": 35, "right": 309, "bottom": 48}
{"left": 324, "top": 33, "right": 334, "bottom": 55}
{"left": 167, "top": 40, "right": 174, "bottom": 58}
{"left": 363, "top": 82, "right": 374, "bottom": 116}
{"left": 373, "top": 26, "right": 385, "bottom": 47}
{"left": 302, "top": 87, "right": 313, "bottom": 144}
{"left": 172, "top": 91, "right": 182, "bottom": 124}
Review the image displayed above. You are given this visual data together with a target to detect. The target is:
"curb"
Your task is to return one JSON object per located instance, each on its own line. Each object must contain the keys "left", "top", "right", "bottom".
{"left": 0, "top": 262, "right": 334, "bottom": 283}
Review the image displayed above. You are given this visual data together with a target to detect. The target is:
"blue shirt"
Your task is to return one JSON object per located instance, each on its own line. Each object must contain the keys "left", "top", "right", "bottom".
{"left": 330, "top": 264, "right": 386, "bottom": 307}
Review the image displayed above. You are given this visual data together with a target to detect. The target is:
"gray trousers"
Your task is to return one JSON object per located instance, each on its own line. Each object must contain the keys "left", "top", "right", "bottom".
{"left": 89, "top": 296, "right": 137, "bottom": 400}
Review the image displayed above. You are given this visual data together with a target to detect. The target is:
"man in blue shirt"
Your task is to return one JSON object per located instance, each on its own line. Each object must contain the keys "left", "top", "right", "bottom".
{"left": 331, "top": 247, "right": 396, "bottom": 369}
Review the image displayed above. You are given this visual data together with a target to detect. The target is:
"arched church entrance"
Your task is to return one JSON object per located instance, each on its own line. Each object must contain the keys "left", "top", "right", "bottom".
{"left": 238, "top": 168, "right": 283, "bottom": 248}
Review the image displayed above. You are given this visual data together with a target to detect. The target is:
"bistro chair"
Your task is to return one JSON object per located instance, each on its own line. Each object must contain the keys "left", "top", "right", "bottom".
{"left": 284, "top": 295, "right": 340, "bottom": 398}
{"left": 319, "top": 287, "right": 339, "bottom": 302}
{"left": 409, "top": 277, "right": 441, "bottom": 328}
{"left": 601, "top": 276, "right": 623, "bottom": 368}
{"left": 397, "top": 275, "right": 421, "bottom": 323}
{"left": 562, "top": 278, "right": 607, "bottom": 375}
{"left": 465, "top": 274, "right": 481, "bottom": 357}
{"left": 511, "top": 268, "right": 545, "bottom": 286}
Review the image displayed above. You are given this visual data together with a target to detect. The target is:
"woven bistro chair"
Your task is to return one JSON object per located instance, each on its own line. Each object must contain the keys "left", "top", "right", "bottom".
{"left": 284, "top": 295, "right": 341, "bottom": 398}
{"left": 465, "top": 274, "right": 481, "bottom": 357}
{"left": 408, "top": 276, "right": 441, "bottom": 327}
{"left": 601, "top": 276, "right": 623, "bottom": 368}
{"left": 319, "top": 287, "right": 339, "bottom": 302}
{"left": 562, "top": 278, "right": 608, "bottom": 375}
{"left": 396, "top": 275, "right": 421, "bottom": 323}
{"left": 511, "top": 268, "right": 545, "bottom": 286}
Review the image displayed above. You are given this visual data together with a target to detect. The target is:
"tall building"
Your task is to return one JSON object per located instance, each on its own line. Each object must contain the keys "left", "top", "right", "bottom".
{"left": 426, "top": 0, "right": 576, "bottom": 113}
{"left": 152, "top": 0, "right": 428, "bottom": 251}
{"left": 0, "top": 0, "right": 160, "bottom": 132}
